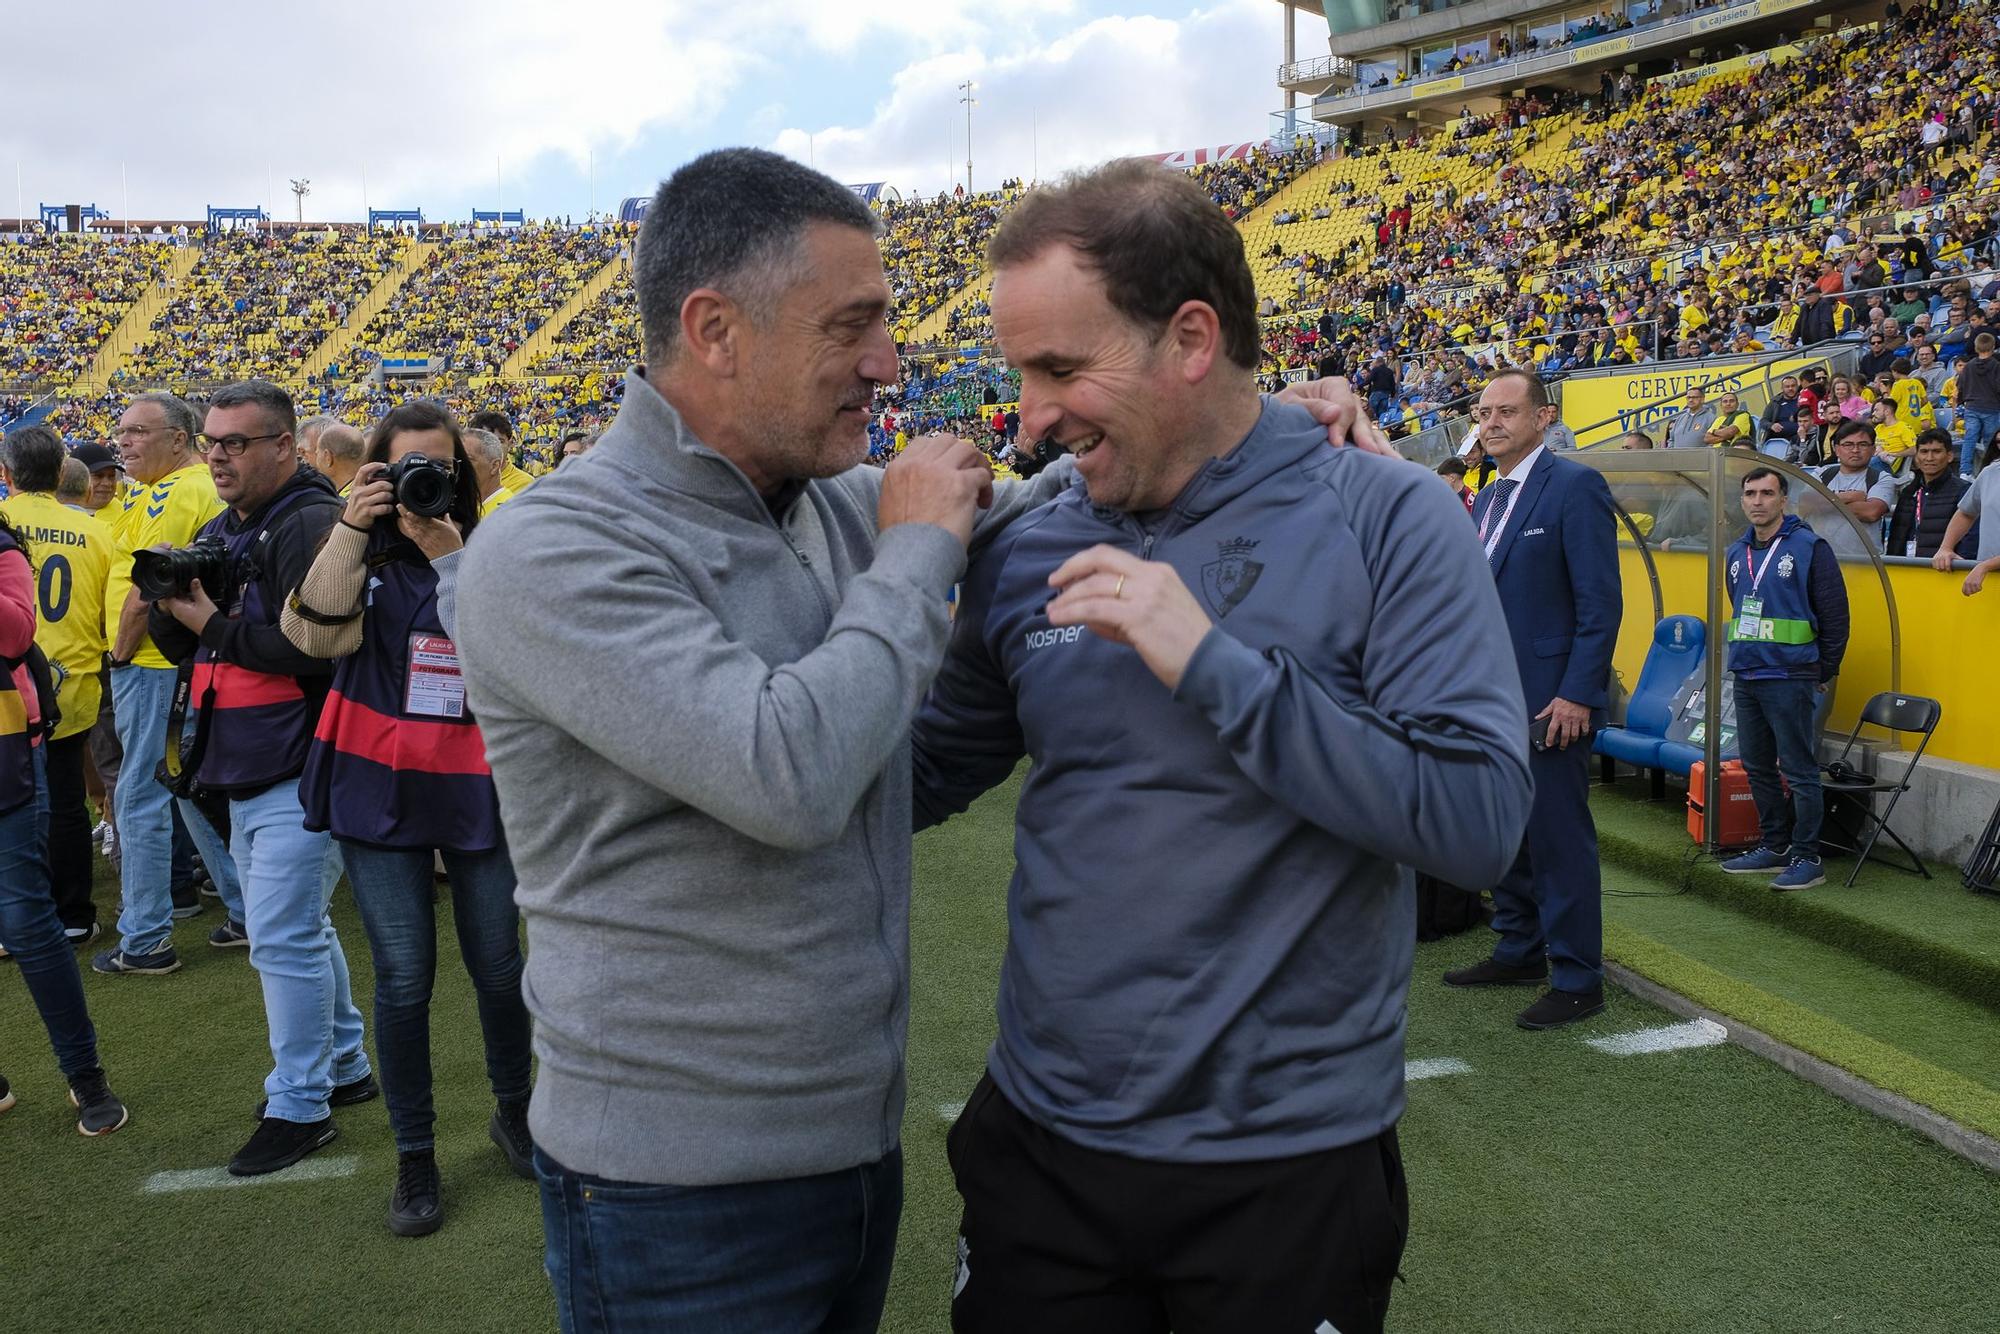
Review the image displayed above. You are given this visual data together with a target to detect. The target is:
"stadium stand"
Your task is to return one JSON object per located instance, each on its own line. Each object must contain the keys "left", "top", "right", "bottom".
{"left": 341, "top": 224, "right": 623, "bottom": 379}
{"left": 0, "top": 233, "right": 173, "bottom": 385}
{"left": 115, "top": 228, "right": 409, "bottom": 387}
{"left": 20, "top": 11, "right": 2000, "bottom": 461}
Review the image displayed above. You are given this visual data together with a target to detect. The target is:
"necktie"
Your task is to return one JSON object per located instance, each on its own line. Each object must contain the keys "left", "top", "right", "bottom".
{"left": 1480, "top": 478, "right": 1518, "bottom": 567}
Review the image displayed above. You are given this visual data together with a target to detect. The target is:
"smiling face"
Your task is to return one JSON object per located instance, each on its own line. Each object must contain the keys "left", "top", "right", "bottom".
{"left": 729, "top": 222, "right": 898, "bottom": 484}
{"left": 993, "top": 243, "right": 1198, "bottom": 512}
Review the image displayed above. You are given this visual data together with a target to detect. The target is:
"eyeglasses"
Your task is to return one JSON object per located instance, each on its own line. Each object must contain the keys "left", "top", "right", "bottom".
{"left": 196, "top": 432, "right": 288, "bottom": 457}
{"left": 113, "top": 423, "right": 178, "bottom": 442}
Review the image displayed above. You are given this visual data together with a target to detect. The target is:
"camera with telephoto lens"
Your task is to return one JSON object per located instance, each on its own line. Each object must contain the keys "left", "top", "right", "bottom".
{"left": 382, "top": 454, "right": 454, "bottom": 518}
{"left": 131, "top": 538, "right": 235, "bottom": 604}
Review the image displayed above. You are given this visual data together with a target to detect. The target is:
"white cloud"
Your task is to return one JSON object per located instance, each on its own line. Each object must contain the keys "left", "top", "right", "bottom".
{"left": 4, "top": 0, "right": 756, "bottom": 222}
{"left": 771, "top": 0, "right": 1281, "bottom": 196}
{"left": 1, "top": 2, "right": 1281, "bottom": 222}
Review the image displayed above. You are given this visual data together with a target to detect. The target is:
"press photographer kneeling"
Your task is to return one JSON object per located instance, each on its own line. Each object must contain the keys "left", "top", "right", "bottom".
{"left": 145, "top": 380, "right": 376, "bottom": 1178}
{"left": 282, "top": 402, "right": 534, "bottom": 1239}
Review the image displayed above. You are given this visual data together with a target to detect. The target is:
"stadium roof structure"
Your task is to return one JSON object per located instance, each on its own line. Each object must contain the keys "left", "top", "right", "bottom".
{"left": 1272, "top": 0, "right": 1855, "bottom": 130}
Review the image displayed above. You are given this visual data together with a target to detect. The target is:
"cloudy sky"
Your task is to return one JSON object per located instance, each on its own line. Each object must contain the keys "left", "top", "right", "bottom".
{"left": 7, "top": 0, "right": 1316, "bottom": 226}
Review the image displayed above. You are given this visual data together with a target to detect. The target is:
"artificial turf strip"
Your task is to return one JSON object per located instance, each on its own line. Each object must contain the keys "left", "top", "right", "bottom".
{"left": 6, "top": 785, "right": 2000, "bottom": 1332}
{"left": 1591, "top": 785, "right": 2000, "bottom": 1014}
{"left": 1606, "top": 880, "right": 2000, "bottom": 1097}
{"left": 1604, "top": 921, "right": 2000, "bottom": 1144}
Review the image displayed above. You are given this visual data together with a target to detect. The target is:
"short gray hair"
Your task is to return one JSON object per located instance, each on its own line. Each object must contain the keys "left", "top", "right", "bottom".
{"left": 56, "top": 456, "right": 90, "bottom": 503}
{"left": 635, "top": 147, "right": 877, "bottom": 363}
{"left": 462, "top": 427, "right": 506, "bottom": 468}
{"left": 126, "top": 390, "right": 200, "bottom": 441}
{"left": 206, "top": 380, "right": 297, "bottom": 435}
{"left": 297, "top": 414, "right": 339, "bottom": 448}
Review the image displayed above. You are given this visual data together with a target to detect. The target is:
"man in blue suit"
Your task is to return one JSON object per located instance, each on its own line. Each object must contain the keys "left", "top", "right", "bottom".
{"left": 1444, "top": 369, "right": 1622, "bottom": 1029}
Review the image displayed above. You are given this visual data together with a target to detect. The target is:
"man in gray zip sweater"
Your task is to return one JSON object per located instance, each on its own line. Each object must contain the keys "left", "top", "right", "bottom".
{"left": 453, "top": 149, "right": 1069, "bottom": 1333}
{"left": 911, "top": 161, "right": 1534, "bottom": 1334}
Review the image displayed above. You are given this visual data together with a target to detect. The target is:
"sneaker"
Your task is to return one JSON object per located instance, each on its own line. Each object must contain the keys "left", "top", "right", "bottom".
{"left": 254, "top": 1073, "right": 378, "bottom": 1122}
{"left": 65, "top": 923, "right": 101, "bottom": 947}
{"left": 490, "top": 1099, "right": 535, "bottom": 1180}
{"left": 67, "top": 1067, "right": 129, "bottom": 1136}
{"left": 169, "top": 890, "right": 204, "bottom": 921}
{"left": 196, "top": 870, "right": 221, "bottom": 901}
{"left": 388, "top": 1149, "right": 443, "bottom": 1237}
{"left": 1721, "top": 846, "right": 1789, "bottom": 874}
{"left": 209, "top": 919, "right": 249, "bottom": 949}
{"left": 92, "top": 946, "right": 182, "bottom": 976}
{"left": 229, "top": 1116, "right": 338, "bottom": 1177}
{"left": 97, "top": 823, "right": 116, "bottom": 859}
{"left": 1772, "top": 856, "right": 1826, "bottom": 892}
{"left": 0, "top": 940, "right": 9, "bottom": 962}
{"left": 1442, "top": 956, "right": 1548, "bottom": 987}
{"left": 0, "top": 1072, "right": 13, "bottom": 1114}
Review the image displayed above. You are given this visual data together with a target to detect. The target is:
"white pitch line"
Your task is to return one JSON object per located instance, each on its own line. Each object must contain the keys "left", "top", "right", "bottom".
{"left": 1586, "top": 1018, "right": 1728, "bottom": 1057}
{"left": 142, "top": 1154, "right": 360, "bottom": 1195}
{"left": 1405, "top": 1057, "right": 1473, "bottom": 1081}
{"left": 938, "top": 1101, "right": 966, "bottom": 1121}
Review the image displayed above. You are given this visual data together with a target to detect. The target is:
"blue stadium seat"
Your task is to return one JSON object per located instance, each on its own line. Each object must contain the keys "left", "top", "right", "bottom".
{"left": 1596, "top": 615, "right": 1705, "bottom": 795}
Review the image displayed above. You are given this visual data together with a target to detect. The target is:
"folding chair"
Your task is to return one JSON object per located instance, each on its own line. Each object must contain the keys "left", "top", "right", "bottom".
{"left": 1818, "top": 692, "right": 1941, "bottom": 888}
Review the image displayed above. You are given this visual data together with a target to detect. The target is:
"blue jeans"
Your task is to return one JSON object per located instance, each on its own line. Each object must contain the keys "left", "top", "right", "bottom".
{"left": 1733, "top": 676, "right": 1824, "bottom": 860}
{"left": 0, "top": 750, "right": 100, "bottom": 1077}
{"left": 111, "top": 665, "right": 244, "bottom": 955}
{"left": 175, "top": 799, "right": 246, "bottom": 926}
{"left": 228, "top": 780, "right": 370, "bottom": 1121}
{"left": 339, "top": 840, "right": 532, "bottom": 1153}
{"left": 535, "top": 1146, "right": 903, "bottom": 1334}
{"left": 1960, "top": 406, "right": 2000, "bottom": 476}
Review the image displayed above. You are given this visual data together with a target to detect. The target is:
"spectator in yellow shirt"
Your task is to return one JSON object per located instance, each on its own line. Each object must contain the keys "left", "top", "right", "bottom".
{"left": 0, "top": 426, "right": 112, "bottom": 941}
{"left": 464, "top": 428, "right": 517, "bottom": 519}
{"left": 1886, "top": 358, "right": 1935, "bottom": 430}
{"left": 1704, "top": 391, "right": 1754, "bottom": 447}
{"left": 1871, "top": 397, "right": 1917, "bottom": 469}
{"left": 96, "top": 391, "right": 236, "bottom": 974}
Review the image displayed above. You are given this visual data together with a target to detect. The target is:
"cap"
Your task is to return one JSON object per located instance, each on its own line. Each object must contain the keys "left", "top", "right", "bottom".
{"left": 70, "top": 443, "right": 120, "bottom": 474}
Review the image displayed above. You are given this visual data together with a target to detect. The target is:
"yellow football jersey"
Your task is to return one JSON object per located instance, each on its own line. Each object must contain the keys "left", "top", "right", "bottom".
{"left": 1887, "top": 376, "right": 1934, "bottom": 429}
{"left": 0, "top": 493, "right": 111, "bottom": 739}
{"left": 102, "top": 463, "right": 226, "bottom": 670}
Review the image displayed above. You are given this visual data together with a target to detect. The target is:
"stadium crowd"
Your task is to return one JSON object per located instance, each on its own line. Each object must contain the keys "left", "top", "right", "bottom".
{"left": 343, "top": 224, "right": 625, "bottom": 379}
{"left": 116, "top": 229, "right": 409, "bottom": 387}
{"left": 0, "top": 234, "right": 171, "bottom": 385}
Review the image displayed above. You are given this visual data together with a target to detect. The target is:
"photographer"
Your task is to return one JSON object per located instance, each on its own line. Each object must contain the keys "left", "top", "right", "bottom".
{"left": 282, "top": 401, "right": 533, "bottom": 1239}
{"left": 146, "top": 381, "right": 374, "bottom": 1178}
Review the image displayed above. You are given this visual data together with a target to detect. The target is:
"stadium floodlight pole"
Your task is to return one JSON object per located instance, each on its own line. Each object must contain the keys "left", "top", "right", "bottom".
{"left": 958, "top": 79, "right": 976, "bottom": 195}
{"left": 290, "top": 178, "right": 311, "bottom": 225}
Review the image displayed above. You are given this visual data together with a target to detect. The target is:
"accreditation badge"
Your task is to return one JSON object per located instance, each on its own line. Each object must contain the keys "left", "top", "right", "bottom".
{"left": 405, "top": 634, "right": 466, "bottom": 719}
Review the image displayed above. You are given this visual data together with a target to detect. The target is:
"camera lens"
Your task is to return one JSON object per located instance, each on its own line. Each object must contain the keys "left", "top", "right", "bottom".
{"left": 389, "top": 456, "right": 453, "bottom": 518}
{"left": 131, "top": 549, "right": 186, "bottom": 602}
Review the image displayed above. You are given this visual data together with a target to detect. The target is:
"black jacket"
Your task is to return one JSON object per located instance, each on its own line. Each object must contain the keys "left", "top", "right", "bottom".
{"left": 1885, "top": 472, "right": 1977, "bottom": 560}
{"left": 149, "top": 465, "right": 345, "bottom": 677}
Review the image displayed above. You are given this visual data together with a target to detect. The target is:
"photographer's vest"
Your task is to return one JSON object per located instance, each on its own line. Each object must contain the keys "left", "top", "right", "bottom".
{"left": 301, "top": 528, "right": 499, "bottom": 851}
{"left": 0, "top": 531, "right": 40, "bottom": 813}
{"left": 1725, "top": 517, "right": 1822, "bottom": 679}
{"left": 189, "top": 487, "right": 336, "bottom": 791}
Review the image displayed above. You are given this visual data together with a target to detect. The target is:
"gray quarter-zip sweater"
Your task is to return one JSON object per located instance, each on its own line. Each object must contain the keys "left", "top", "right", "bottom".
{"left": 452, "top": 368, "right": 1068, "bottom": 1186}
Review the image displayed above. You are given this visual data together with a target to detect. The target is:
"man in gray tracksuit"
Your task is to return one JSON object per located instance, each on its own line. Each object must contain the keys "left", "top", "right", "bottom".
{"left": 453, "top": 149, "right": 1071, "bottom": 1334}
{"left": 911, "top": 160, "right": 1533, "bottom": 1334}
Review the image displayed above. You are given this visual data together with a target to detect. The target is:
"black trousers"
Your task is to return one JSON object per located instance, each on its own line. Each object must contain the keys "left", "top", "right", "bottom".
{"left": 46, "top": 730, "right": 95, "bottom": 931}
{"left": 946, "top": 1073, "right": 1407, "bottom": 1334}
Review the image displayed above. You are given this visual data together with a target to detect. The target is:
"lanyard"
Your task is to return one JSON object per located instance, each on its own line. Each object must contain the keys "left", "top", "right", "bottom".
{"left": 1745, "top": 537, "right": 1782, "bottom": 596}
{"left": 1914, "top": 483, "right": 1926, "bottom": 531}
{"left": 1478, "top": 480, "right": 1523, "bottom": 556}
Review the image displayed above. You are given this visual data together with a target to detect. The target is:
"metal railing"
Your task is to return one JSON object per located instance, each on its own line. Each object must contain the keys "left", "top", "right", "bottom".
{"left": 1276, "top": 54, "right": 1356, "bottom": 86}
{"left": 1311, "top": 0, "right": 1822, "bottom": 113}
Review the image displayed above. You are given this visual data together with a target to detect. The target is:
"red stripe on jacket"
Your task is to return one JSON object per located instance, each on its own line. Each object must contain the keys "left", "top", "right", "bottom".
{"left": 313, "top": 690, "right": 491, "bottom": 776}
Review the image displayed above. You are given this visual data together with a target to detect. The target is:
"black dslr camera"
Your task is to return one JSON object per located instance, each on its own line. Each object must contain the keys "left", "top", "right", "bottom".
{"left": 383, "top": 454, "right": 454, "bottom": 518}
{"left": 131, "top": 538, "right": 235, "bottom": 604}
